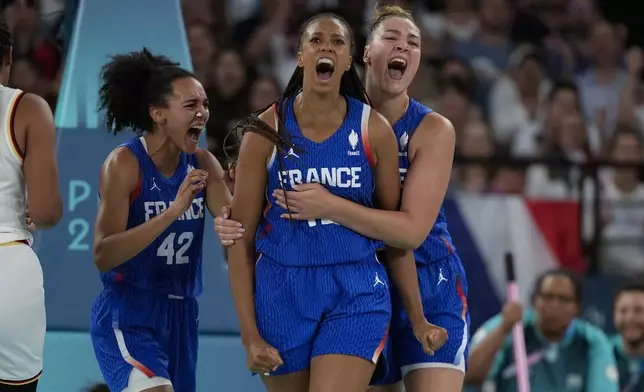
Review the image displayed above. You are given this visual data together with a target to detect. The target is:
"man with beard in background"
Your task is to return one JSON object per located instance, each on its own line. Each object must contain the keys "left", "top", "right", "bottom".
{"left": 611, "top": 281, "right": 644, "bottom": 392}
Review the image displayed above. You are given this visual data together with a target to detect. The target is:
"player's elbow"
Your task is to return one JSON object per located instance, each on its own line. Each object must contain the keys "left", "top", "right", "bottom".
{"left": 29, "top": 199, "right": 63, "bottom": 228}
{"left": 394, "top": 230, "right": 425, "bottom": 250}
{"left": 93, "top": 242, "right": 114, "bottom": 273}
{"left": 408, "top": 232, "right": 427, "bottom": 249}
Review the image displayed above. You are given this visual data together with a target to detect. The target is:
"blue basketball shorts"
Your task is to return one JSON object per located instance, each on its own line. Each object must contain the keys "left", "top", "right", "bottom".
{"left": 254, "top": 254, "right": 391, "bottom": 376}
{"left": 372, "top": 253, "right": 470, "bottom": 385}
{"left": 90, "top": 288, "right": 199, "bottom": 392}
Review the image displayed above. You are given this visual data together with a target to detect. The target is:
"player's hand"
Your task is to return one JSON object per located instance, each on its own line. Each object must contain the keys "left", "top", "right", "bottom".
{"left": 501, "top": 301, "right": 523, "bottom": 333}
{"left": 25, "top": 207, "right": 36, "bottom": 232}
{"left": 170, "top": 169, "right": 208, "bottom": 218}
{"left": 214, "top": 205, "right": 245, "bottom": 246}
{"left": 413, "top": 319, "right": 448, "bottom": 355}
{"left": 272, "top": 183, "right": 334, "bottom": 220}
{"left": 245, "top": 337, "right": 283, "bottom": 374}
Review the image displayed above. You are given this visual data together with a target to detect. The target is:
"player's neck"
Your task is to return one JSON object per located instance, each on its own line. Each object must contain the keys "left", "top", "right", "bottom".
{"left": 294, "top": 89, "right": 345, "bottom": 124}
{"left": 368, "top": 86, "right": 409, "bottom": 126}
{"left": 623, "top": 337, "right": 644, "bottom": 357}
{"left": 143, "top": 133, "right": 182, "bottom": 176}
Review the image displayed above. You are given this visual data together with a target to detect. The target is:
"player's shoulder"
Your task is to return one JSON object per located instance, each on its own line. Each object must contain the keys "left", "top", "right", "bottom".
{"left": 418, "top": 112, "right": 454, "bottom": 137}
{"left": 102, "top": 145, "right": 140, "bottom": 182}
{"left": 15, "top": 92, "right": 54, "bottom": 124}
{"left": 257, "top": 103, "right": 278, "bottom": 131}
{"left": 366, "top": 106, "right": 394, "bottom": 139}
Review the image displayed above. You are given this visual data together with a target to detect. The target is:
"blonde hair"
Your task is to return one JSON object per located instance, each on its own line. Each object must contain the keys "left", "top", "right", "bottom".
{"left": 368, "top": 4, "right": 416, "bottom": 39}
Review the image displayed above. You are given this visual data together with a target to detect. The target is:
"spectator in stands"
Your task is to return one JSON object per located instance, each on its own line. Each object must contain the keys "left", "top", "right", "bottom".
{"left": 419, "top": 0, "right": 479, "bottom": 44}
{"left": 247, "top": 75, "right": 280, "bottom": 112}
{"left": 206, "top": 47, "right": 249, "bottom": 154}
{"left": 512, "top": 79, "right": 601, "bottom": 158}
{"left": 465, "top": 269, "right": 619, "bottom": 392}
{"left": 524, "top": 110, "right": 593, "bottom": 199}
{"left": 454, "top": 120, "right": 495, "bottom": 193}
{"left": 610, "top": 281, "right": 644, "bottom": 392}
{"left": 451, "top": 0, "right": 514, "bottom": 96}
{"left": 617, "top": 46, "right": 644, "bottom": 134}
{"left": 8, "top": 56, "right": 42, "bottom": 94}
{"left": 186, "top": 21, "right": 218, "bottom": 84}
{"left": 489, "top": 164, "right": 525, "bottom": 194}
{"left": 576, "top": 21, "right": 627, "bottom": 144}
{"left": 489, "top": 45, "right": 551, "bottom": 145}
{"left": 437, "top": 75, "right": 480, "bottom": 148}
{"left": 600, "top": 124, "right": 644, "bottom": 276}
{"left": 2, "top": 0, "right": 60, "bottom": 80}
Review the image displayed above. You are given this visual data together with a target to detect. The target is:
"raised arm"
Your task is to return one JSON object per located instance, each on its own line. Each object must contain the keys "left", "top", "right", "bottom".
{"left": 16, "top": 93, "right": 62, "bottom": 227}
{"left": 93, "top": 148, "right": 207, "bottom": 272}
{"left": 195, "top": 148, "right": 232, "bottom": 216}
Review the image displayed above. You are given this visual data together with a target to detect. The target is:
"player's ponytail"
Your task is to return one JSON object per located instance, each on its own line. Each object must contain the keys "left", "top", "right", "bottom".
{"left": 99, "top": 47, "right": 193, "bottom": 135}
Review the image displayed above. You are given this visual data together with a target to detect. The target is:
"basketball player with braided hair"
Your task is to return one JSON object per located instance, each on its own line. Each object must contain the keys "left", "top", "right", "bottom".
{"left": 0, "top": 14, "right": 62, "bottom": 392}
{"left": 217, "top": 5, "right": 468, "bottom": 392}
{"left": 89, "top": 48, "right": 231, "bottom": 392}
{"left": 226, "top": 12, "right": 441, "bottom": 392}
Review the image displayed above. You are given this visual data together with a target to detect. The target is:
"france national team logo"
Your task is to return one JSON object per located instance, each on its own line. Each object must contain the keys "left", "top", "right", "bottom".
{"left": 348, "top": 129, "right": 359, "bottom": 156}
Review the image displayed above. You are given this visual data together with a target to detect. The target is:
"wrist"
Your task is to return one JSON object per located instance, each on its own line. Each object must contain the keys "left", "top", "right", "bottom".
{"left": 166, "top": 203, "right": 184, "bottom": 220}
{"left": 500, "top": 319, "right": 516, "bottom": 334}
{"left": 326, "top": 195, "right": 344, "bottom": 222}
{"left": 241, "top": 330, "right": 262, "bottom": 346}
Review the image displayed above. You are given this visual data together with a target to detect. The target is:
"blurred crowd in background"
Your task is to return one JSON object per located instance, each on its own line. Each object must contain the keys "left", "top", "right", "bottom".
{"left": 6, "top": 0, "right": 644, "bottom": 277}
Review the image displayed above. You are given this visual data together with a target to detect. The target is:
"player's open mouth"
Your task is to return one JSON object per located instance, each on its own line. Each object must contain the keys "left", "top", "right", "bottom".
{"left": 315, "top": 57, "right": 335, "bottom": 83}
{"left": 187, "top": 127, "right": 203, "bottom": 143}
{"left": 387, "top": 57, "right": 407, "bottom": 80}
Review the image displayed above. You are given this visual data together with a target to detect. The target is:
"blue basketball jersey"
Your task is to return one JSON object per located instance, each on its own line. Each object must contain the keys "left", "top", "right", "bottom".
{"left": 256, "top": 95, "right": 380, "bottom": 267}
{"left": 394, "top": 98, "right": 454, "bottom": 263}
{"left": 99, "top": 137, "right": 206, "bottom": 298}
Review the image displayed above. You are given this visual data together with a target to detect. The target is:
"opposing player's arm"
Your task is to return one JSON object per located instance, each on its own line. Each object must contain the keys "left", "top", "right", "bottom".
{"left": 17, "top": 93, "right": 62, "bottom": 227}
{"left": 228, "top": 109, "right": 274, "bottom": 345}
{"left": 93, "top": 148, "right": 184, "bottom": 272}
{"left": 327, "top": 113, "right": 455, "bottom": 249}
{"left": 369, "top": 110, "right": 426, "bottom": 329}
{"left": 195, "top": 148, "right": 232, "bottom": 216}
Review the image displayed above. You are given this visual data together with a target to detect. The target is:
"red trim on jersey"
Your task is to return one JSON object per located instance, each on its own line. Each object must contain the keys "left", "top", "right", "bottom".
{"left": 361, "top": 126, "right": 375, "bottom": 167}
{"left": 129, "top": 177, "right": 143, "bottom": 203}
{"left": 456, "top": 276, "right": 468, "bottom": 320}
{"left": 440, "top": 236, "right": 454, "bottom": 255}
{"left": 9, "top": 91, "right": 26, "bottom": 160}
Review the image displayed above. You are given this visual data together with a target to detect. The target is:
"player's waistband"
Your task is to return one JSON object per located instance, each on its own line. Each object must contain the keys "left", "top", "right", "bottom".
{"left": 0, "top": 239, "right": 29, "bottom": 247}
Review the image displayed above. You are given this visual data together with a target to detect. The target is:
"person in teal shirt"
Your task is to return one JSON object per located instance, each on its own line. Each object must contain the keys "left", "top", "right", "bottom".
{"left": 465, "top": 269, "right": 619, "bottom": 392}
{"left": 611, "top": 281, "right": 644, "bottom": 392}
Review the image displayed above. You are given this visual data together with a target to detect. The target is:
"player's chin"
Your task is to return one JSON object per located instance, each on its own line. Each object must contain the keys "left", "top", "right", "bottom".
{"left": 182, "top": 137, "right": 200, "bottom": 154}
{"left": 382, "top": 77, "right": 408, "bottom": 96}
